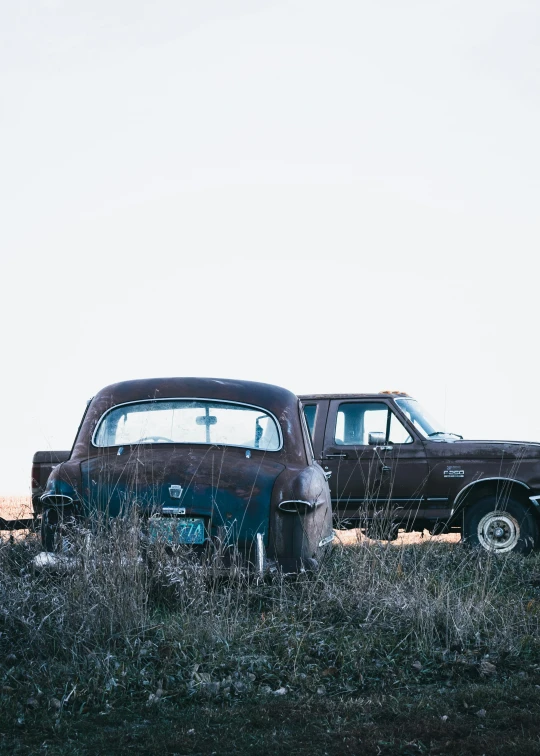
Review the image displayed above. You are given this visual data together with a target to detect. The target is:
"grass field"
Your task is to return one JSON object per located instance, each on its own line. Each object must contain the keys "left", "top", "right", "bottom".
{"left": 1, "top": 497, "right": 539, "bottom": 755}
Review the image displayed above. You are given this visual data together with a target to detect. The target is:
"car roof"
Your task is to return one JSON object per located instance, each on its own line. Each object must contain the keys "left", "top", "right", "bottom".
{"left": 299, "top": 393, "right": 412, "bottom": 401}
{"left": 93, "top": 377, "right": 299, "bottom": 415}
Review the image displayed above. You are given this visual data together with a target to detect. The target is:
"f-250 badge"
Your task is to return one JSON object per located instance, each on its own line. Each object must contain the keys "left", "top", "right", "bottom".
{"left": 444, "top": 466, "right": 464, "bottom": 478}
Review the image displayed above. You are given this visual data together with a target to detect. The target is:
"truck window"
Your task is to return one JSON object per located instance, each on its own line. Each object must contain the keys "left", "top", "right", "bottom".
{"left": 303, "top": 405, "right": 317, "bottom": 438}
{"left": 335, "top": 402, "right": 412, "bottom": 445}
{"left": 388, "top": 412, "right": 413, "bottom": 444}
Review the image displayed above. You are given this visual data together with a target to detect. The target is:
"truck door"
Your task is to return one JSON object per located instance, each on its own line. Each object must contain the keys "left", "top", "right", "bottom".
{"left": 321, "top": 399, "right": 429, "bottom": 527}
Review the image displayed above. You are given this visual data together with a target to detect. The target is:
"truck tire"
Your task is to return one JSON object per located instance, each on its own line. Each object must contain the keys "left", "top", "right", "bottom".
{"left": 463, "top": 495, "right": 539, "bottom": 555}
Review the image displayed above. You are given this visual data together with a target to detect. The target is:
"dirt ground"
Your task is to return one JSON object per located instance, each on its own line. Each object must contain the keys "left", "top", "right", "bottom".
{"left": 0, "top": 495, "right": 32, "bottom": 519}
{"left": 334, "top": 526, "right": 461, "bottom": 546}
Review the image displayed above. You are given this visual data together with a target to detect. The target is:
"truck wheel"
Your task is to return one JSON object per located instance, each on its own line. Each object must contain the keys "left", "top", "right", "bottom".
{"left": 463, "top": 495, "right": 538, "bottom": 555}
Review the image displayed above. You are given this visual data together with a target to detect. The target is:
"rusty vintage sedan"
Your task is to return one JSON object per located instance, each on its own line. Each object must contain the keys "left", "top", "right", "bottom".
{"left": 39, "top": 377, "right": 334, "bottom": 572}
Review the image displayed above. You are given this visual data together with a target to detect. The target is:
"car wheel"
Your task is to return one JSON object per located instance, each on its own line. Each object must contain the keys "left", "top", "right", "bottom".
{"left": 463, "top": 495, "right": 539, "bottom": 555}
{"left": 41, "top": 508, "right": 58, "bottom": 551}
{"left": 40, "top": 506, "right": 78, "bottom": 553}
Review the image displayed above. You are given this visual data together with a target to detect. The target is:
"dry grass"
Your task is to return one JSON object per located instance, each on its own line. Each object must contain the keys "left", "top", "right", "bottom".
{"left": 1, "top": 495, "right": 461, "bottom": 549}
{"left": 1, "top": 508, "right": 539, "bottom": 754}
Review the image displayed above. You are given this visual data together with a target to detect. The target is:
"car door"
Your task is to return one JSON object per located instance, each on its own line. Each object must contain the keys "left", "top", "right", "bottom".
{"left": 322, "top": 399, "right": 429, "bottom": 525}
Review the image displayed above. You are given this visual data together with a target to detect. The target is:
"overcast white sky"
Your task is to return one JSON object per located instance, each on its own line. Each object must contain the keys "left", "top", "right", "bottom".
{"left": 1, "top": 0, "right": 540, "bottom": 493}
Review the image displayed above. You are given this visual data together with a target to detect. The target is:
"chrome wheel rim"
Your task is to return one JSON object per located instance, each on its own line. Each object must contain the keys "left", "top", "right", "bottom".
{"left": 477, "top": 512, "right": 520, "bottom": 553}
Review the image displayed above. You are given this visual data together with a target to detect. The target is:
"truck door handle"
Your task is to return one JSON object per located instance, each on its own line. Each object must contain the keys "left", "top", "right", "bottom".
{"left": 381, "top": 465, "right": 391, "bottom": 473}
{"left": 326, "top": 453, "right": 348, "bottom": 459}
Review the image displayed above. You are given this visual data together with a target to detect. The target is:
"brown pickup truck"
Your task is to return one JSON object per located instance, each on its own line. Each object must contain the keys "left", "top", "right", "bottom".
{"left": 300, "top": 391, "right": 540, "bottom": 554}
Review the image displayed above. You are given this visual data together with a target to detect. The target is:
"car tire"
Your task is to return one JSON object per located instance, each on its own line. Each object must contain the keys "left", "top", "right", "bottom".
{"left": 41, "top": 508, "right": 57, "bottom": 552}
{"left": 40, "top": 506, "right": 78, "bottom": 553}
{"left": 463, "top": 495, "right": 539, "bottom": 555}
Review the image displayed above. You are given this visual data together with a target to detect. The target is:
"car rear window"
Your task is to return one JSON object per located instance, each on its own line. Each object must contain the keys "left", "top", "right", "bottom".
{"left": 93, "top": 400, "right": 281, "bottom": 451}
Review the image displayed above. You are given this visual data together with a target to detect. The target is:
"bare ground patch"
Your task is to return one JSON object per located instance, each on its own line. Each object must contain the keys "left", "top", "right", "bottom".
{"left": 0, "top": 495, "right": 32, "bottom": 520}
{"left": 334, "top": 527, "right": 461, "bottom": 546}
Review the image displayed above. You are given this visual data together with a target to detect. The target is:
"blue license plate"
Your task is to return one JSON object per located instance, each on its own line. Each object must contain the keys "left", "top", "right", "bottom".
{"left": 148, "top": 517, "right": 205, "bottom": 545}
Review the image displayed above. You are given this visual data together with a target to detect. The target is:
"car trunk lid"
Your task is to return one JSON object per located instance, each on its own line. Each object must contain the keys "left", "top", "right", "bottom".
{"left": 80, "top": 445, "right": 284, "bottom": 546}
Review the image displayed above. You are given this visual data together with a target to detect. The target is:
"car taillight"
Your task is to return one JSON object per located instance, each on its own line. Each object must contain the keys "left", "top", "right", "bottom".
{"left": 278, "top": 499, "right": 317, "bottom": 514}
{"left": 40, "top": 493, "right": 74, "bottom": 508}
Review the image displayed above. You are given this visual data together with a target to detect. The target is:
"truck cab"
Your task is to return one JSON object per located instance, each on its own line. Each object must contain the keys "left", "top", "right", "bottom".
{"left": 300, "top": 391, "right": 540, "bottom": 554}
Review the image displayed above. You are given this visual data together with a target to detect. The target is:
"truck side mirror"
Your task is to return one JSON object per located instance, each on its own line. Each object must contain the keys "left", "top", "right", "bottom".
{"left": 368, "top": 432, "right": 386, "bottom": 446}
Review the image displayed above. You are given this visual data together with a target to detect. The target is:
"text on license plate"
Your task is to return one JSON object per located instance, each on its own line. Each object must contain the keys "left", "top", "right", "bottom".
{"left": 149, "top": 517, "right": 205, "bottom": 545}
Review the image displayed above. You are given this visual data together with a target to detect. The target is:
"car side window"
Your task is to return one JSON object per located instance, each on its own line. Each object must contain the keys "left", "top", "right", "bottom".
{"left": 335, "top": 402, "right": 412, "bottom": 445}
{"left": 303, "top": 405, "right": 317, "bottom": 439}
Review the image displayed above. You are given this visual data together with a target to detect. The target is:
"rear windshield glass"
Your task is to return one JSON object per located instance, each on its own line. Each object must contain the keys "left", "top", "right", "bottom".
{"left": 94, "top": 400, "right": 281, "bottom": 451}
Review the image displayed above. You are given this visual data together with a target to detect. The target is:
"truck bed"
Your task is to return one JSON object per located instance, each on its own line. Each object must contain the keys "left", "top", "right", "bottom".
{"left": 32, "top": 450, "right": 71, "bottom": 513}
